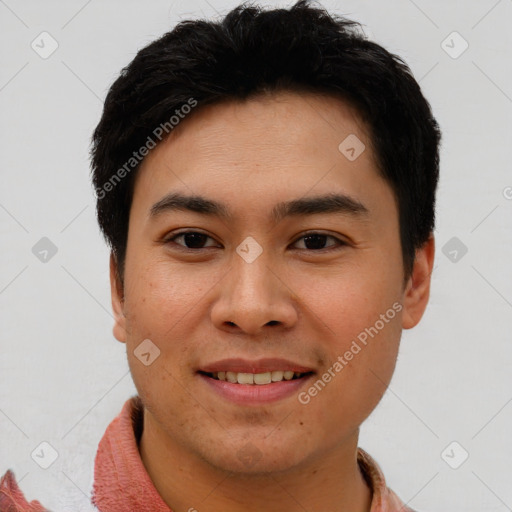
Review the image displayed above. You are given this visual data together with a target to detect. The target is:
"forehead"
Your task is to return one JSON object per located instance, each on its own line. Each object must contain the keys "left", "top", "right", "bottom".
{"left": 160, "top": 90, "right": 372, "bottom": 163}
{"left": 130, "top": 90, "right": 394, "bottom": 226}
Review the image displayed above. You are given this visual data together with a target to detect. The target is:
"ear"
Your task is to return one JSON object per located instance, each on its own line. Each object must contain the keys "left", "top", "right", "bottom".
{"left": 110, "top": 253, "right": 127, "bottom": 343}
{"left": 402, "top": 234, "right": 435, "bottom": 329}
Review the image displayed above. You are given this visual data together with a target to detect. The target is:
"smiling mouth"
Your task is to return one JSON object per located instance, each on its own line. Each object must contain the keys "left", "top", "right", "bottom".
{"left": 199, "top": 370, "right": 313, "bottom": 385}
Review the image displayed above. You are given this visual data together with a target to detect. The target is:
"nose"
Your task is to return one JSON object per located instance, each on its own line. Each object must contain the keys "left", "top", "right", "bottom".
{"left": 210, "top": 252, "right": 299, "bottom": 336}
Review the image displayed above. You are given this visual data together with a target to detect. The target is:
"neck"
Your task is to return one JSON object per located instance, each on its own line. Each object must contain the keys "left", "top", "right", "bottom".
{"left": 139, "top": 409, "right": 372, "bottom": 512}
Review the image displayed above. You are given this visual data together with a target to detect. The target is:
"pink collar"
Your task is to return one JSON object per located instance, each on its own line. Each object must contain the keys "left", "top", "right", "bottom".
{"left": 1, "top": 395, "right": 414, "bottom": 511}
{"left": 91, "top": 395, "right": 171, "bottom": 511}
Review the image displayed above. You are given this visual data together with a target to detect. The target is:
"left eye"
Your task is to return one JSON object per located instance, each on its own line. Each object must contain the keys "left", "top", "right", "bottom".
{"left": 293, "top": 233, "right": 344, "bottom": 250}
{"left": 165, "top": 231, "right": 345, "bottom": 251}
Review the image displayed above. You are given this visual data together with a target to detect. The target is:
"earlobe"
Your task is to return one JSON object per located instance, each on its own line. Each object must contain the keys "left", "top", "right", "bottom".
{"left": 110, "top": 253, "right": 127, "bottom": 343}
{"left": 401, "top": 234, "right": 435, "bottom": 330}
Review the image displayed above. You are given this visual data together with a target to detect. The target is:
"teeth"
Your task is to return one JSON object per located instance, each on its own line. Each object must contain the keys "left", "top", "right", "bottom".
{"left": 210, "top": 370, "right": 306, "bottom": 384}
{"left": 271, "top": 370, "right": 284, "bottom": 382}
{"left": 237, "top": 373, "right": 254, "bottom": 384}
{"left": 254, "top": 372, "right": 272, "bottom": 384}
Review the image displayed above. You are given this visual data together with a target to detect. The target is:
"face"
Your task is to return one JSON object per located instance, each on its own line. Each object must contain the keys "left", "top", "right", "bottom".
{"left": 111, "top": 91, "right": 434, "bottom": 475}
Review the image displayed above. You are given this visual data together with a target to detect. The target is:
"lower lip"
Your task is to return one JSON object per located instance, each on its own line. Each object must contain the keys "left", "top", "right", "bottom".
{"left": 198, "top": 373, "right": 314, "bottom": 405}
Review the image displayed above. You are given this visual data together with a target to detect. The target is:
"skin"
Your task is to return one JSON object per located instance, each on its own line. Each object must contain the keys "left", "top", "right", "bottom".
{"left": 110, "top": 90, "right": 435, "bottom": 512}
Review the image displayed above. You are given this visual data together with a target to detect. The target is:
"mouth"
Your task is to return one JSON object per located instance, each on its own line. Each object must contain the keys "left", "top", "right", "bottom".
{"left": 199, "top": 370, "right": 313, "bottom": 385}
{"left": 196, "top": 358, "right": 316, "bottom": 405}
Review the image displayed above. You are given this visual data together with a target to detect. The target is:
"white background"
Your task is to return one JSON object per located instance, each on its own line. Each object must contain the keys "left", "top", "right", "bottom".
{"left": 1, "top": 1, "right": 511, "bottom": 511}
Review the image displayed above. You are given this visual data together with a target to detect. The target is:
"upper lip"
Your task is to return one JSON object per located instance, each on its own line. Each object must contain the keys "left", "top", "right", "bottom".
{"left": 198, "top": 358, "right": 315, "bottom": 374}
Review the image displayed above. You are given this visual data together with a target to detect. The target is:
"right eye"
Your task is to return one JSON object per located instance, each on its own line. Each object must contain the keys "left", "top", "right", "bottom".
{"left": 164, "top": 231, "right": 221, "bottom": 250}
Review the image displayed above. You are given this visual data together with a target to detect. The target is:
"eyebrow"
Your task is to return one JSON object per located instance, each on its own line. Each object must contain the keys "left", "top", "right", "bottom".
{"left": 149, "top": 191, "right": 369, "bottom": 224}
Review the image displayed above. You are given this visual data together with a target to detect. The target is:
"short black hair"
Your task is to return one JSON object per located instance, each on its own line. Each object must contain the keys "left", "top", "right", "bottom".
{"left": 90, "top": 0, "right": 441, "bottom": 284}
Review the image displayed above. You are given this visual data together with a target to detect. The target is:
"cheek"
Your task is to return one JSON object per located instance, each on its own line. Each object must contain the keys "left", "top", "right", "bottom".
{"left": 321, "top": 280, "right": 402, "bottom": 385}
{"left": 300, "top": 322, "right": 402, "bottom": 439}
{"left": 121, "top": 266, "right": 194, "bottom": 384}
{"left": 296, "top": 269, "right": 403, "bottom": 424}
{"left": 302, "top": 262, "right": 400, "bottom": 339}
{"left": 124, "top": 260, "right": 203, "bottom": 333}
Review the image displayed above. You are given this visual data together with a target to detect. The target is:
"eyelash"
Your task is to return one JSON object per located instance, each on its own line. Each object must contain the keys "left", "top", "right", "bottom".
{"left": 163, "top": 230, "right": 347, "bottom": 253}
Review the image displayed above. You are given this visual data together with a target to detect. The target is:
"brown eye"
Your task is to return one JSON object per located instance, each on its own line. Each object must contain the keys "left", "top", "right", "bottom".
{"left": 293, "top": 233, "right": 346, "bottom": 251}
{"left": 166, "top": 231, "right": 219, "bottom": 249}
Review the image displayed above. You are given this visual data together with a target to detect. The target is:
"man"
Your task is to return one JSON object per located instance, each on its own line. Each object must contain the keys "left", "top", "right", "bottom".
{"left": 1, "top": 0, "right": 440, "bottom": 510}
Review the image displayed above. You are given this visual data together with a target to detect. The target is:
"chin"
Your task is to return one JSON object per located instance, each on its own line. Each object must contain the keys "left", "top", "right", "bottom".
{"left": 201, "top": 436, "right": 310, "bottom": 476}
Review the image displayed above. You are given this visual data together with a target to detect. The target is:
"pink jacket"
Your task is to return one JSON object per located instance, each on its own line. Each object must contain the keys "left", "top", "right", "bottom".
{"left": 1, "top": 395, "right": 416, "bottom": 511}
